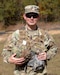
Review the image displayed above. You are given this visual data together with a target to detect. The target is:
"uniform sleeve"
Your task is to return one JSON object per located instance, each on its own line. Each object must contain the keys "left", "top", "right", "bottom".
{"left": 44, "top": 31, "right": 57, "bottom": 60}
{"left": 2, "top": 34, "right": 13, "bottom": 63}
{"left": 2, "top": 30, "right": 20, "bottom": 63}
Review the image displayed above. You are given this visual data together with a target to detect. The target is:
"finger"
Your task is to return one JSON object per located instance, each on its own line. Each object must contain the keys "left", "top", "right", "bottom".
{"left": 14, "top": 57, "right": 25, "bottom": 63}
{"left": 15, "top": 61, "right": 25, "bottom": 65}
{"left": 17, "top": 57, "right": 25, "bottom": 61}
{"left": 12, "top": 53, "right": 16, "bottom": 57}
{"left": 16, "top": 62, "right": 25, "bottom": 65}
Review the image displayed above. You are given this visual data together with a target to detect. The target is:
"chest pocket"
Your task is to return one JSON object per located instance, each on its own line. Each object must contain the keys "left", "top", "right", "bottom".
{"left": 27, "top": 30, "right": 47, "bottom": 54}
{"left": 12, "top": 30, "right": 31, "bottom": 58}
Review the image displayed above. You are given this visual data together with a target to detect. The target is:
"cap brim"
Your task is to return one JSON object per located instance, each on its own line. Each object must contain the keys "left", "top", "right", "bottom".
{"left": 25, "top": 10, "right": 39, "bottom": 14}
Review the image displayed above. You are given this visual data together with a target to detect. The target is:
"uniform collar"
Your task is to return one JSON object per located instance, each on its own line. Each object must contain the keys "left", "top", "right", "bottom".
{"left": 25, "top": 25, "right": 38, "bottom": 31}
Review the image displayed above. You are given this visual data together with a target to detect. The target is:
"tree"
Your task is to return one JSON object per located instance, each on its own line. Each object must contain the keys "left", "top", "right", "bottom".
{"left": 38, "top": 0, "right": 60, "bottom": 22}
{"left": 0, "top": 0, "right": 4, "bottom": 21}
{"left": 2, "top": 0, "right": 23, "bottom": 26}
{"left": 0, "top": 0, "right": 60, "bottom": 26}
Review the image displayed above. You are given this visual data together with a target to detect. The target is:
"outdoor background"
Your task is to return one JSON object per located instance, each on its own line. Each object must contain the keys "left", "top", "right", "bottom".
{"left": 0, "top": 0, "right": 60, "bottom": 75}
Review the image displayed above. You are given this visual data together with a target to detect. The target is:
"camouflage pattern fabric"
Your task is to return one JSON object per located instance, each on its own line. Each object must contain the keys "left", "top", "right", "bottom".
{"left": 2, "top": 30, "right": 31, "bottom": 62}
{"left": 14, "top": 66, "right": 47, "bottom": 75}
{"left": 26, "top": 66, "right": 47, "bottom": 75}
{"left": 2, "top": 28, "right": 57, "bottom": 75}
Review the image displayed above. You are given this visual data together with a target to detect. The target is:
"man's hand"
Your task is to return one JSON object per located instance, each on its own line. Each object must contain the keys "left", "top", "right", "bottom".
{"left": 37, "top": 52, "right": 47, "bottom": 60}
{"left": 8, "top": 53, "right": 25, "bottom": 65}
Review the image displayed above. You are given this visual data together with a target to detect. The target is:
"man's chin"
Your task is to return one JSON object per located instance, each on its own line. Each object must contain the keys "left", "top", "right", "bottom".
{"left": 28, "top": 23, "right": 36, "bottom": 26}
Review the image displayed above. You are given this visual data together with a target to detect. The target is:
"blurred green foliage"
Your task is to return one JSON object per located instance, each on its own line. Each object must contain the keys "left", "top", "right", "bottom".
{"left": 0, "top": 0, "right": 60, "bottom": 26}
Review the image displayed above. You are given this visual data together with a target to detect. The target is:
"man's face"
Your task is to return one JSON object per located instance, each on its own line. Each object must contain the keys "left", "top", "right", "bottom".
{"left": 23, "top": 13, "right": 39, "bottom": 26}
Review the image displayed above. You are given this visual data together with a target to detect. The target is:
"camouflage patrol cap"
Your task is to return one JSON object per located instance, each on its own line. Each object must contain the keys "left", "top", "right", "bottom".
{"left": 25, "top": 5, "right": 39, "bottom": 14}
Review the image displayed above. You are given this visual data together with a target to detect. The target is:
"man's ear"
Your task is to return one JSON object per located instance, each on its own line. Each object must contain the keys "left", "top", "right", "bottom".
{"left": 23, "top": 14, "right": 26, "bottom": 20}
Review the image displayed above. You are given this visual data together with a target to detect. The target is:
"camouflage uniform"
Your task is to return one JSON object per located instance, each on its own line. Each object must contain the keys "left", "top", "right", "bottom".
{"left": 2, "top": 27, "right": 57, "bottom": 75}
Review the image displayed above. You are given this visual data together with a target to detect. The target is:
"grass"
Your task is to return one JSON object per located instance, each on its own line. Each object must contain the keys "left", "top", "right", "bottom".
{"left": 47, "top": 34, "right": 60, "bottom": 75}
{"left": 0, "top": 34, "right": 60, "bottom": 75}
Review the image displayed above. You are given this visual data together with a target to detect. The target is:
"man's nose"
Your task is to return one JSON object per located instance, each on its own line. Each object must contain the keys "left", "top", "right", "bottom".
{"left": 30, "top": 16, "right": 34, "bottom": 19}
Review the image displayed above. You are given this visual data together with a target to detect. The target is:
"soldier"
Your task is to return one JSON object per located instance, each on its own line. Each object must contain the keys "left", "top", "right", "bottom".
{"left": 2, "top": 5, "right": 57, "bottom": 75}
